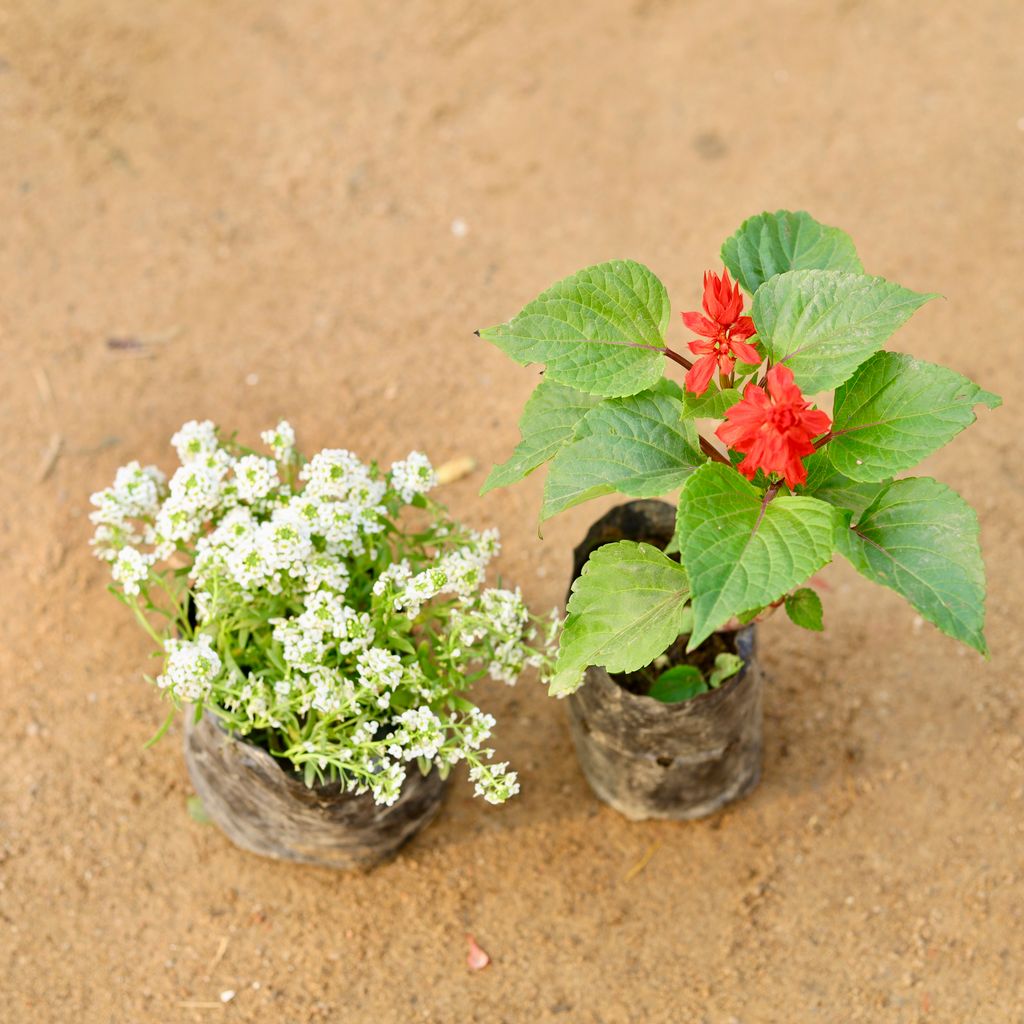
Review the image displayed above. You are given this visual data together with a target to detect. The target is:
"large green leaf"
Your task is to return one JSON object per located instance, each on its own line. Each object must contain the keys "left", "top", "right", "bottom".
{"left": 752, "top": 269, "right": 936, "bottom": 394}
{"left": 481, "top": 380, "right": 601, "bottom": 495}
{"left": 828, "top": 352, "right": 1001, "bottom": 482}
{"left": 680, "top": 383, "right": 742, "bottom": 420}
{"left": 721, "top": 210, "right": 864, "bottom": 295}
{"left": 550, "top": 541, "right": 693, "bottom": 696}
{"left": 800, "top": 449, "right": 891, "bottom": 516}
{"left": 677, "top": 463, "right": 839, "bottom": 649}
{"left": 478, "top": 260, "right": 670, "bottom": 398}
{"left": 542, "top": 379, "right": 703, "bottom": 520}
{"left": 836, "top": 477, "right": 988, "bottom": 655}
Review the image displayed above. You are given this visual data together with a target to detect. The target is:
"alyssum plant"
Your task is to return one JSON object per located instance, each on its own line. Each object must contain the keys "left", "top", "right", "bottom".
{"left": 479, "top": 210, "right": 999, "bottom": 699}
{"left": 90, "top": 420, "right": 556, "bottom": 807}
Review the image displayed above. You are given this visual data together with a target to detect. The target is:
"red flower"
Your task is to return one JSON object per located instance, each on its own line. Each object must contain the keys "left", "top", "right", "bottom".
{"left": 681, "top": 269, "right": 760, "bottom": 395}
{"left": 715, "top": 365, "right": 832, "bottom": 488}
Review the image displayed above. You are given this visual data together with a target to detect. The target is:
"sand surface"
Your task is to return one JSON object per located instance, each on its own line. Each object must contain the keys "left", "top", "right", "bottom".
{"left": 2, "top": 1, "right": 1023, "bottom": 1021}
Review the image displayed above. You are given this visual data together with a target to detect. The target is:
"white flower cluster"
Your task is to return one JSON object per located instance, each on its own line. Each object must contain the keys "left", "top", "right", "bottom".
{"left": 157, "top": 635, "right": 222, "bottom": 702}
{"left": 92, "top": 420, "right": 559, "bottom": 806}
{"left": 389, "top": 452, "right": 437, "bottom": 503}
{"left": 469, "top": 761, "right": 521, "bottom": 804}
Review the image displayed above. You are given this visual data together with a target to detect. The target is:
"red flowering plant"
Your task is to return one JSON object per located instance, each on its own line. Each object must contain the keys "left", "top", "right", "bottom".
{"left": 478, "top": 210, "right": 1000, "bottom": 698}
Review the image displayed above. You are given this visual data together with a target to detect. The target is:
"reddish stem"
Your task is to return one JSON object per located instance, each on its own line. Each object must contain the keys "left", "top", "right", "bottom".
{"left": 699, "top": 436, "right": 730, "bottom": 465}
{"left": 663, "top": 347, "right": 693, "bottom": 371}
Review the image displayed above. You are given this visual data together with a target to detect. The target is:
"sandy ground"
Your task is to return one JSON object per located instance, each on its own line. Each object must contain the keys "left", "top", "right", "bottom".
{"left": 2, "top": 1, "right": 1023, "bottom": 1021}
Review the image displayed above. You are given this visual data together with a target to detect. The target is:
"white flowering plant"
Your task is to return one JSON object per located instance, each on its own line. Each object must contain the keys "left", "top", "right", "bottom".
{"left": 90, "top": 420, "right": 558, "bottom": 806}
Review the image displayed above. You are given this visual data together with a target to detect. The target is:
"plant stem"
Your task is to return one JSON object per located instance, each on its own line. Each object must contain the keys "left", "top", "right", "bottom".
{"left": 663, "top": 347, "right": 693, "bottom": 371}
{"left": 813, "top": 430, "right": 833, "bottom": 450}
{"left": 699, "top": 436, "right": 730, "bottom": 465}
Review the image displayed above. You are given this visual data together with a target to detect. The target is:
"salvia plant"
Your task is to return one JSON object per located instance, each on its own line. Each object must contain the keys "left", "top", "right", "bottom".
{"left": 478, "top": 210, "right": 1000, "bottom": 698}
{"left": 90, "top": 421, "right": 557, "bottom": 805}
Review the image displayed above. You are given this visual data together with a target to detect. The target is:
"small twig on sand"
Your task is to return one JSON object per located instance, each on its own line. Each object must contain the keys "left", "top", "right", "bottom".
{"left": 208, "top": 936, "right": 229, "bottom": 972}
{"left": 36, "top": 433, "right": 63, "bottom": 482}
{"left": 624, "top": 842, "right": 661, "bottom": 882}
{"left": 34, "top": 365, "right": 54, "bottom": 406}
{"left": 436, "top": 456, "right": 477, "bottom": 485}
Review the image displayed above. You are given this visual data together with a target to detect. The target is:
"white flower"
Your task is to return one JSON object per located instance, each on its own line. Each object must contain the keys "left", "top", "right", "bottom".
{"left": 463, "top": 708, "right": 496, "bottom": 750}
{"left": 272, "top": 618, "right": 326, "bottom": 671}
{"left": 469, "top": 761, "right": 520, "bottom": 804}
{"left": 389, "top": 451, "right": 437, "bottom": 503}
{"left": 355, "top": 647, "right": 404, "bottom": 695}
{"left": 157, "top": 634, "right": 222, "bottom": 702}
{"left": 261, "top": 420, "right": 296, "bottom": 462}
{"left": 170, "top": 420, "right": 220, "bottom": 464}
{"left": 388, "top": 706, "right": 446, "bottom": 761}
{"left": 300, "top": 449, "right": 371, "bottom": 500}
{"left": 369, "top": 758, "right": 407, "bottom": 807}
{"left": 111, "top": 546, "right": 154, "bottom": 596}
{"left": 233, "top": 455, "right": 280, "bottom": 503}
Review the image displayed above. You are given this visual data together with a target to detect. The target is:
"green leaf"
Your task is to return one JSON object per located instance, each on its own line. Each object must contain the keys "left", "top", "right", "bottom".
{"left": 800, "top": 449, "right": 891, "bottom": 516}
{"left": 542, "top": 379, "right": 704, "bottom": 520}
{"left": 187, "top": 795, "right": 212, "bottom": 824}
{"left": 482, "top": 380, "right": 600, "bottom": 495}
{"left": 680, "top": 383, "right": 742, "bottom": 420}
{"left": 708, "top": 652, "right": 745, "bottom": 688}
{"left": 478, "top": 259, "right": 670, "bottom": 398}
{"left": 649, "top": 665, "right": 707, "bottom": 703}
{"left": 550, "top": 541, "right": 692, "bottom": 695}
{"left": 721, "top": 210, "right": 864, "bottom": 295}
{"left": 752, "top": 269, "right": 936, "bottom": 394}
{"left": 828, "top": 352, "right": 1001, "bottom": 482}
{"left": 836, "top": 477, "right": 988, "bottom": 655}
{"left": 677, "top": 463, "right": 839, "bottom": 650}
{"left": 785, "top": 588, "right": 824, "bottom": 631}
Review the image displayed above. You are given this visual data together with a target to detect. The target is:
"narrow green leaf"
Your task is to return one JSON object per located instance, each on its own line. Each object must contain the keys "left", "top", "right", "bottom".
{"left": 785, "top": 588, "right": 824, "bottom": 631}
{"left": 721, "top": 210, "right": 864, "bottom": 294}
{"left": 680, "top": 383, "right": 742, "bottom": 420}
{"left": 752, "top": 269, "right": 937, "bottom": 394}
{"left": 650, "top": 665, "right": 707, "bottom": 703}
{"left": 542, "top": 379, "right": 703, "bottom": 520}
{"left": 478, "top": 259, "right": 670, "bottom": 398}
{"left": 550, "top": 541, "right": 692, "bottom": 695}
{"left": 836, "top": 477, "right": 988, "bottom": 655}
{"left": 829, "top": 352, "right": 1001, "bottom": 481}
{"left": 677, "top": 463, "right": 839, "bottom": 650}
{"left": 800, "top": 449, "right": 891, "bottom": 516}
{"left": 482, "top": 381, "right": 601, "bottom": 495}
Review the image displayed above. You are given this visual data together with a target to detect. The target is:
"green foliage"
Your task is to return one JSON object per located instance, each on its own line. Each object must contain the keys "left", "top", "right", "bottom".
{"left": 829, "top": 352, "right": 1001, "bottom": 481}
{"left": 649, "top": 664, "right": 707, "bottom": 702}
{"left": 677, "top": 464, "right": 839, "bottom": 650}
{"left": 721, "top": 209, "right": 864, "bottom": 295}
{"left": 542, "top": 379, "right": 703, "bottom": 520}
{"left": 481, "top": 380, "right": 600, "bottom": 495}
{"left": 708, "top": 651, "right": 744, "bottom": 687}
{"left": 785, "top": 588, "right": 824, "bottom": 631}
{"left": 836, "top": 477, "right": 988, "bottom": 655}
{"left": 186, "top": 795, "right": 212, "bottom": 824}
{"left": 800, "top": 449, "right": 891, "bottom": 516}
{"left": 680, "top": 383, "right": 742, "bottom": 420}
{"left": 478, "top": 212, "right": 996, "bottom": 664}
{"left": 551, "top": 541, "right": 692, "bottom": 695}
{"left": 752, "top": 269, "right": 936, "bottom": 394}
{"left": 478, "top": 260, "right": 670, "bottom": 398}
{"left": 650, "top": 651, "right": 744, "bottom": 703}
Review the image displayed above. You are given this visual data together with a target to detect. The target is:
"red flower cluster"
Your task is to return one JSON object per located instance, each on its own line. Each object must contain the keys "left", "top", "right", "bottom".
{"left": 716, "top": 365, "right": 832, "bottom": 488}
{"left": 682, "top": 269, "right": 760, "bottom": 395}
